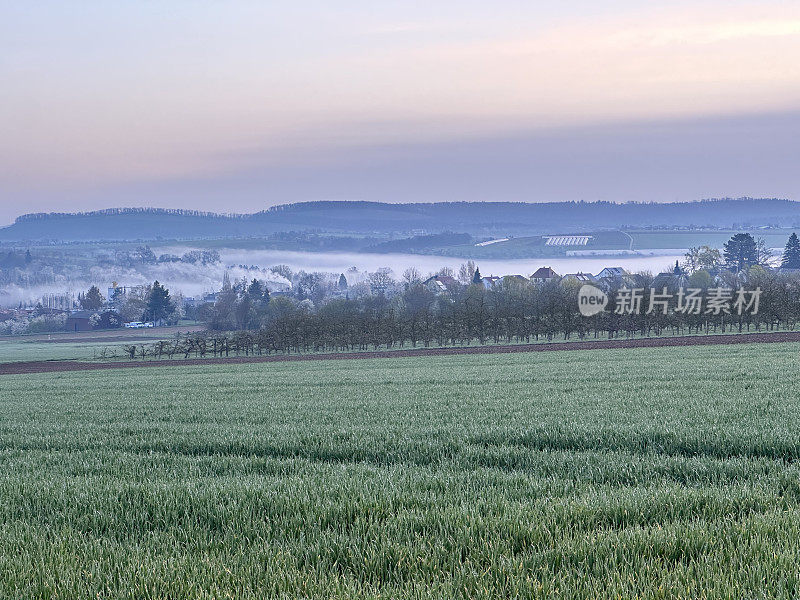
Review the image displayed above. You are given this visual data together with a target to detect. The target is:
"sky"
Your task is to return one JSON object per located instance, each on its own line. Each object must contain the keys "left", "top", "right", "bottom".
{"left": 2, "top": 1, "right": 800, "bottom": 225}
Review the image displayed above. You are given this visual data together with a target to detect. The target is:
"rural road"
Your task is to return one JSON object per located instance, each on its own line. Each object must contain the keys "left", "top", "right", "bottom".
{"left": 1, "top": 330, "right": 798, "bottom": 375}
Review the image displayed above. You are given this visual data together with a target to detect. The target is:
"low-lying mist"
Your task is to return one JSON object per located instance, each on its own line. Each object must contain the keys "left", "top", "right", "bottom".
{"left": 0, "top": 246, "right": 683, "bottom": 308}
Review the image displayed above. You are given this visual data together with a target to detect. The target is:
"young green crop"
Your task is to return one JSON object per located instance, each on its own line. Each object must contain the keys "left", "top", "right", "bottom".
{"left": 0, "top": 343, "right": 799, "bottom": 598}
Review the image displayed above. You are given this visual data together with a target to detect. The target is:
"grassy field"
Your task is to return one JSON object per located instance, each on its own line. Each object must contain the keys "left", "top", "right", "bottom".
{"left": 3, "top": 327, "right": 796, "bottom": 365}
{"left": 0, "top": 339, "right": 113, "bottom": 362}
{"left": 0, "top": 324, "right": 204, "bottom": 363}
{"left": 1, "top": 343, "right": 800, "bottom": 598}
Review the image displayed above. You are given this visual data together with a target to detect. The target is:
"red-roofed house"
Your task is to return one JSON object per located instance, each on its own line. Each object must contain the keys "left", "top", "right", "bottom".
{"left": 530, "top": 267, "right": 559, "bottom": 284}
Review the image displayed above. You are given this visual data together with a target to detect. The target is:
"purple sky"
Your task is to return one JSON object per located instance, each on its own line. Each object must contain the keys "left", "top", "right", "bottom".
{"left": 2, "top": 1, "right": 800, "bottom": 224}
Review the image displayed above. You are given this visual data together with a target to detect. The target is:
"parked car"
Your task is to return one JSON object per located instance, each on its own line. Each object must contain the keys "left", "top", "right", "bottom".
{"left": 124, "top": 321, "right": 154, "bottom": 329}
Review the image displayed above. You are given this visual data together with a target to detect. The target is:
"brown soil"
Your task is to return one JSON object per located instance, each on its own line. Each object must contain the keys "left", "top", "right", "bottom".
{"left": 2, "top": 331, "right": 799, "bottom": 376}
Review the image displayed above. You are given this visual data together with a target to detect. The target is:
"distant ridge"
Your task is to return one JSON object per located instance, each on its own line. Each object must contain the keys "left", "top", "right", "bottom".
{"left": 3, "top": 198, "right": 800, "bottom": 242}
{"left": 14, "top": 207, "right": 247, "bottom": 223}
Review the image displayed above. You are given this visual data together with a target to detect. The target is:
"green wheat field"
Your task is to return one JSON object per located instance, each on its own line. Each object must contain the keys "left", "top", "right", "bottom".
{"left": 2, "top": 343, "right": 800, "bottom": 598}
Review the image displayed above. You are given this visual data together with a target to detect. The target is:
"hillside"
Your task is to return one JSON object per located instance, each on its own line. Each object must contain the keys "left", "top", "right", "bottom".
{"left": 2, "top": 198, "right": 800, "bottom": 242}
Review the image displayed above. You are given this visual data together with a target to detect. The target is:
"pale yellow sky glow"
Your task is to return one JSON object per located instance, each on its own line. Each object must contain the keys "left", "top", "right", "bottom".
{"left": 1, "top": 1, "right": 799, "bottom": 219}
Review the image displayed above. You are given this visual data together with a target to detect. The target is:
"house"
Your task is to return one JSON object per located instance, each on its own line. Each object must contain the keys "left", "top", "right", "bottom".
{"left": 595, "top": 267, "right": 629, "bottom": 280}
{"left": 561, "top": 272, "right": 595, "bottom": 283}
{"left": 182, "top": 291, "right": 225, "bottom": 308}
{"left": 594, "top": 267, "right": 641, "bottom": 291}
{"left": 650, "top": 272, "right": 682, "bottom": 289}
{"left": 423, "top": 274, "right": 459, "bottom": 295}
{"left": 65, "top": 310, "right": 93, "bottom": 332}
{"left": 479, "top": 276, "right": 501, "bottom": 289}
{"left": 651, "top": 264, "right": 688, "bottom": 290}
{"left": 530, "top": 267, "right": 559, "bottom": 284}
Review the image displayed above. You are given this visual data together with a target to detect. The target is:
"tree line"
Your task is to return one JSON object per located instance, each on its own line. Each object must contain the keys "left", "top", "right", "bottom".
{"left": 111, "top": 232, "right": 800, "bottom": 358}
{"left": 124, "top": 273, "right": 800, "bottom": 360}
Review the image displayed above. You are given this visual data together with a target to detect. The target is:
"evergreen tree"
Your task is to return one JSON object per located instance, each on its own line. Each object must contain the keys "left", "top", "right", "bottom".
{"left": 80, "top": 285, "right": 104, "bottom": 310}
{"left": 781, "top": 232, "right": 800, "bottom": 269}
{"left": 144, "top": 281, "right": 174, "bottom": 323}
{"left": 472, "top": 267, "right": 482, "bottom": 285}
{"left": 338, "top": 274, "right": 348, "bottom": 290}
{"left": 247, "top": 278, "right": 265, "bottom": 303}
{"left": 723, "top": 233, "right": 758, "bottom": 272}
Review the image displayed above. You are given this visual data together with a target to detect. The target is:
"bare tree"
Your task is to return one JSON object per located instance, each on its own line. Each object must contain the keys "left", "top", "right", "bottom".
{"left": 756, "top": 237, "right": 777, "bottom": 267}
{"left": 402, "top": 267, "right": 421, "bottom": 289}
{"left": 682, "top": 245, "right": 722, "bottom": 273}
{"left": 458, "top": 261, "right": 476, "bottom": 284}
{"left": 368, "top": 268, "right": 395, "bottom": 296}
{"left": 270, "top": 264, "right": 293, "bottom": 280}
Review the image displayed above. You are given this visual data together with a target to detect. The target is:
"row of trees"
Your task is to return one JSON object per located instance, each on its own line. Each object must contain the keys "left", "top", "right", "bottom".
{"left": 123, "top": 265, "right": 800, "bottom": 358}
{"left": 129, "top": 246, "right": 221, "bottom": 266}
{"left": 183, "top": 233, "right": 800, "bottom": 347}
{"left": 681, "top": 232, "right": 800, "bottom": 273}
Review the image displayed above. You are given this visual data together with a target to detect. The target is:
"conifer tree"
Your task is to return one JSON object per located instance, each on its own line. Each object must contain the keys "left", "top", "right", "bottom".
{"left": 781, "top": 232, "right": 800, "bottom": 269}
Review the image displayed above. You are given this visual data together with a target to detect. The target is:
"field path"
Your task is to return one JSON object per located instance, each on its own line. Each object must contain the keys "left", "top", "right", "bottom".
{"left": 2, "top": 330, "right": 799, "bottom": 375}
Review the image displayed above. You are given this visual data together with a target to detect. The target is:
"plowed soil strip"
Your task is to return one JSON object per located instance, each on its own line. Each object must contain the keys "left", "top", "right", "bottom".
{"left": 2, "top": 331, "right": 799, "bottom": 376}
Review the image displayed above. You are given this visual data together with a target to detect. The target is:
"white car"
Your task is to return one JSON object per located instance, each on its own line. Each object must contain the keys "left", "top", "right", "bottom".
{"left": 124, "top": 321, "right": 155, "bottom": 329}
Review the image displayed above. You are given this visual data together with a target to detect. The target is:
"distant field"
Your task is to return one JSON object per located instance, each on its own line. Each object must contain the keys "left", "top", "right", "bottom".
{"left": 0, "top": 324, "right": 203, "bottom": 344}
{"left": 0, "top": 340, "right": 118, "bottom": 363}
{"left": 629, "top": 229, "right": 798, "bottom": 250}
{"left": 4, "top": 327, "right": 797, "bottom": 366}
{"left": 437, "top": 231, "right": 631, "bottom": 258}
{"left": 0, "top": 324, "right": 205, "bottom": 363}
{"left": 2, "top": 343, "right": 800, "bottom": 597}
{"left": 10, "top": 228, "right": 798, "bottom": 264}
{"left": 434, "top": 228, "right": 800, "bottom": 258}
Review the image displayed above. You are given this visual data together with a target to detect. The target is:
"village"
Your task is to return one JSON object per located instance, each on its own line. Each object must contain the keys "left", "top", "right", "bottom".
{"left": 3, "top": 230, "right": 800, "bottom": 336}
{"left": 0, "top": 263, "right": 652, "bottom": 334}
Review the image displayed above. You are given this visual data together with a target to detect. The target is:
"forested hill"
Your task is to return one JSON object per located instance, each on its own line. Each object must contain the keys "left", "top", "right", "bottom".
{"left": 2, "top": 199, "right": 800, "bottom": 242}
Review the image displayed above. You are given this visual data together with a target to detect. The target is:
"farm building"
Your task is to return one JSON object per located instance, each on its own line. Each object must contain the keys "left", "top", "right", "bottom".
{"left": 65, "top": 310, "right": 93, "bottom": 332}
{"left": 543, "top": 235, "right": 592, "bottom": 246}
